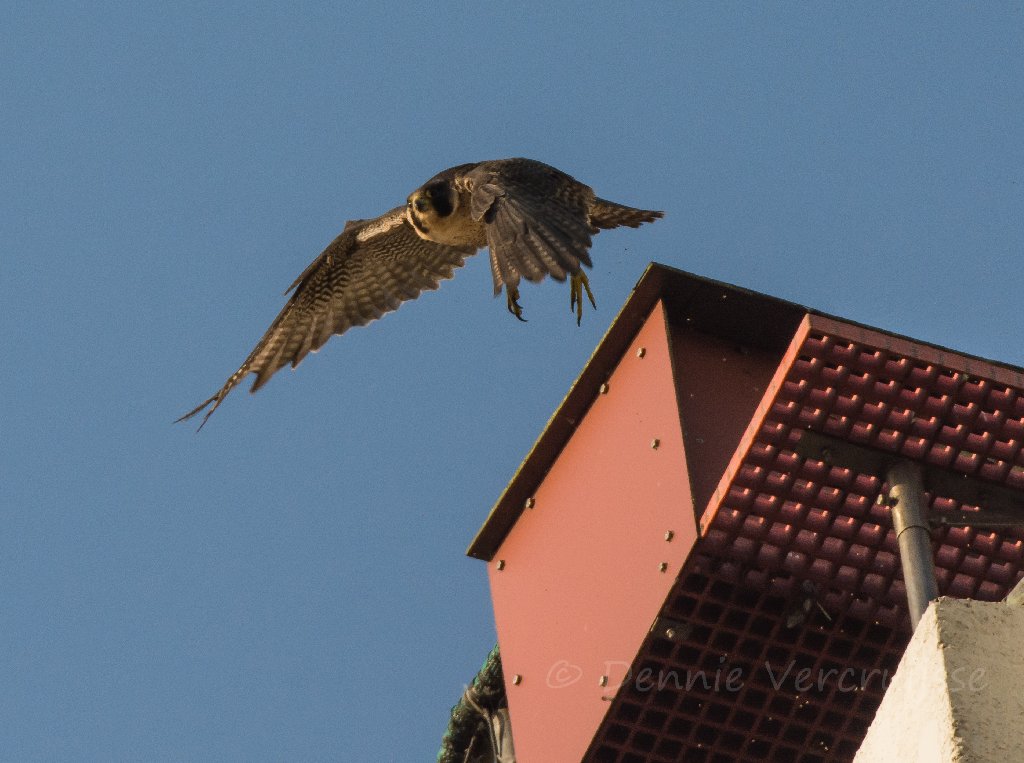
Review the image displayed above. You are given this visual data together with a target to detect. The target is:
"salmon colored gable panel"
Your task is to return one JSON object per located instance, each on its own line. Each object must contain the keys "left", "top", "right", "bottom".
{"left": 488, "top": 301, "right": 699, "bottom": 763}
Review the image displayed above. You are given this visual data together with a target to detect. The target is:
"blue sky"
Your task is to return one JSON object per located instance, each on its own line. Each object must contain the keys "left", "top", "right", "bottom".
{"left": 4, "top": 3, "right": 1023, "bottom": 760}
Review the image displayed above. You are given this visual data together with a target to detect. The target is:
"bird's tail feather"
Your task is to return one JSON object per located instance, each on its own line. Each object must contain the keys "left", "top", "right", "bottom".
{"left": 590, "top": 198, "right": 663, "bottom": 230}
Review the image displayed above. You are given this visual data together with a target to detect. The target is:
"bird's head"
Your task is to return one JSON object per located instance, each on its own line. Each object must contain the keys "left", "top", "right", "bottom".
{"left": 406, "top": 180, "right": 456, "bottom": 236}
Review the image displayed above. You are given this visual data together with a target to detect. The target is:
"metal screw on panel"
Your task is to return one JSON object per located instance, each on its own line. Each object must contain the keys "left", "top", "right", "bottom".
{"left": 599, "top": 675, "right": 608, "bottom": 687}
{"left": 525, "top": 497, "right": 535, "bottom": 509}
{"left": 497, "top": 560, "right": 506, "bottom": 571}
{"left": 599, "top": 383, "right": 610, "bottom": 394}
{"left": 664, "top": 530, "right": 674, "bottom": 542}
{"left": 511, "top": 674, "right": 522, "bottom": 685}
{"left": 651, "top": 438, "right": 661, "bottom": 450}
{"left": 659, "top": 562, "right": 668, "bottom": 573}
{"left": 637, "top": 347, "right": 647, "bottom": 358}
{"left": 665, "top": 628, "right": 676, "bottom": 639}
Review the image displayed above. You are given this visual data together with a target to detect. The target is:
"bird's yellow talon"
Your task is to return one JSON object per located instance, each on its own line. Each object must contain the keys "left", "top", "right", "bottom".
{"left": 569, "top": 272, "right": 596, "bottom": 326}
{"left": 506, "top": 287, "right": 527, "bottom": 322}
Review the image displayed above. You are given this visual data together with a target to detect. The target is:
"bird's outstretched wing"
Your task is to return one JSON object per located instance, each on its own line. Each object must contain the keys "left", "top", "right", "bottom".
{"left": 178, "top": 207, "right": 477, "bottom": 429}
{"left": 464, "top": 159, "right": 597, "bottom": 294}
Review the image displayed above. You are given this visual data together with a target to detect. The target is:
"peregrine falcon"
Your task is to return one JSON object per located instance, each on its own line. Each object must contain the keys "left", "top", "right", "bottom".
{"left": 179, "top": 158, "right": 662, "bottom": 429}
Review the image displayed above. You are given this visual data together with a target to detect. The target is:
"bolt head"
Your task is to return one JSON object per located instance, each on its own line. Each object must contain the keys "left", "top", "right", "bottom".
{"left": 636, "top": 347, "right": 647, "bottom": 358}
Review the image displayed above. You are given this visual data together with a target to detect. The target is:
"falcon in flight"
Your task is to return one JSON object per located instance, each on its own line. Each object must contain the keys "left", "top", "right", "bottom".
{"left": 179, "top": 158, "right": 662, "bottom": 429}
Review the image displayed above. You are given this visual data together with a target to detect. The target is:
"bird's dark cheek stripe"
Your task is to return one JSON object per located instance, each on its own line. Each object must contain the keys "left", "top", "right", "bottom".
{"left": 410, "top": 215, "right": 430, "bottom": 235}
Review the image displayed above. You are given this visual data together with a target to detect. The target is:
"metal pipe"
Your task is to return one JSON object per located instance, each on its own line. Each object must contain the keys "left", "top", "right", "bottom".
{"left": 886, "top": 460, "right": 939, "bottom": 630}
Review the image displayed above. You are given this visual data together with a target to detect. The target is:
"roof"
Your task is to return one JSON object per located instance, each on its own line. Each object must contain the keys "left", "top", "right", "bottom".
{"left": 468, "top": 263, "right": 1024, "bottom": 561}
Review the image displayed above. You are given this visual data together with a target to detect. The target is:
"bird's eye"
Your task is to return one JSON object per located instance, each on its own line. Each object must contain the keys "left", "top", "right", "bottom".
{"left": 414, "top": 198, "right": 431, "bottom": 213}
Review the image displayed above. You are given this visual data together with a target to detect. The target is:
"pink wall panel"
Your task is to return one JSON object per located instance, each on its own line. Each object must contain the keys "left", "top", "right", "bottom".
{"left": 488, "top": 302, "right": 699, "bottom": 763}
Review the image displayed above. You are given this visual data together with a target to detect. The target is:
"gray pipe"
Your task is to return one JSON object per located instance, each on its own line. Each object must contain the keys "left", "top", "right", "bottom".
{"left": 886, "top": 460, "right": 939, "bottom": 630}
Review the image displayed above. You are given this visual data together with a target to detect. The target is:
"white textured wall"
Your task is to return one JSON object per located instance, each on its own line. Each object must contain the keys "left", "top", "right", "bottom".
{"left": 855, "top": 596, "right": 1024, "bottom": 763}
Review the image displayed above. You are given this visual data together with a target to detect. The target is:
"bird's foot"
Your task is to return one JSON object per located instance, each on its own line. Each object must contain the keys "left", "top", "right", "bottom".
{"left": 506, "top": 286, "right": 527, "bottom": 322}
{"left": 569, "top": 271, "right": 596, "bottom": 326}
